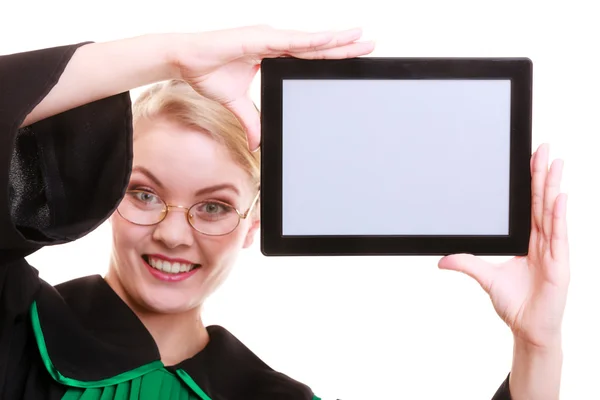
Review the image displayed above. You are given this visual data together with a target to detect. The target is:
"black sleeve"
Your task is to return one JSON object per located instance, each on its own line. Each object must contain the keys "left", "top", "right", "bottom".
{"left": 0, "top": 43, "right": 133, "bottom": 388}
{"left": 492, "top": 374, "right": 512, "bottom": 399}
{"left": 0, "top": 43, "right": 133, "bottom": 256}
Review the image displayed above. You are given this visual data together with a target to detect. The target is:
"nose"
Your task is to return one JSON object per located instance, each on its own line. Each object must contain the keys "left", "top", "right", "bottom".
{"left": 152, "top": 206, "right": 194, "bottom": 249}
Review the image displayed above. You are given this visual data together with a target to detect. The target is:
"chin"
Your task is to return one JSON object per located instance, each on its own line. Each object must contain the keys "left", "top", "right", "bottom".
{"left": 137, "top": 288, "right": 200, "bottom": 315}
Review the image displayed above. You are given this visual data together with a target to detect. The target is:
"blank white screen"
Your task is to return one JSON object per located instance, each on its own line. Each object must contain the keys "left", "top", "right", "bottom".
{"left": 281, "top": 79, "right": 511, "bottom": 236}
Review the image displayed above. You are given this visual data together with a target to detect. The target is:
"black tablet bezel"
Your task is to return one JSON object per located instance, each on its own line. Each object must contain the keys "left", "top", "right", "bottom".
{"left": 260, "top": 57, "right": 532, "bottom": 256}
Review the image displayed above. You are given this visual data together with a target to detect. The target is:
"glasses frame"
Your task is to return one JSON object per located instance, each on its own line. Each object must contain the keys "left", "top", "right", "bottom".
{"left": 117, "top": 189, "right": 261, "bottom": 236}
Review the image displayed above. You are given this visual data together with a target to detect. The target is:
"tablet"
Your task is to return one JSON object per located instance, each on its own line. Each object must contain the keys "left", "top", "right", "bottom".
{"left": 259, "top": 57, "right": 532, "bottom": 256}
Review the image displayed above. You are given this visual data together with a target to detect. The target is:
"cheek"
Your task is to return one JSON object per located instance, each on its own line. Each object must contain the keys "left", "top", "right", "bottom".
{"left": 111, "top": 213, "right": 150, "bottom": 256}
{"left": 198, "top": 228, "right": 248, "bottom": 263}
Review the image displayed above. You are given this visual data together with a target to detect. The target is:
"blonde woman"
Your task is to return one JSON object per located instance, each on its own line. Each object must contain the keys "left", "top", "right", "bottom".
{"left": 0, "top": 25, "right": 567, "bottom": 399}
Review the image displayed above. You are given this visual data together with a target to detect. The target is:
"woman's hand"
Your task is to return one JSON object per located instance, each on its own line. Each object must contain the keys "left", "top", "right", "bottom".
{"left": 170, "top": 25, "right": 375, "bottom": 151}
{"left": 439, "top": 145, "right": 570, "bottom": 348}
{"left": 438, "top": 143, "right": 569, "bottom": 349}
{"left": 438, "top": 143, "right": 568, "bottom": 399}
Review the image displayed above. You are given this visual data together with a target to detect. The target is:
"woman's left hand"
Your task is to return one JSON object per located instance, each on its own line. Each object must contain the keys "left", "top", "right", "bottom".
{"left": 438, "top": 143, "right": 569, "bottom": 349}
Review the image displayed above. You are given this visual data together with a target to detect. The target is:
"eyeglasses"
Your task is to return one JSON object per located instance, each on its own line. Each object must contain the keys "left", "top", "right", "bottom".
{"left": 117, "top": 189, "right": 260, "bottom": 236}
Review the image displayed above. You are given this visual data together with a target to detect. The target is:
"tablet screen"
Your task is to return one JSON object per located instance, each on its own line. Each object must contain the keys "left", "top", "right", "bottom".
{"left": 281, "top": 79, "right": 512, "bottom": 236}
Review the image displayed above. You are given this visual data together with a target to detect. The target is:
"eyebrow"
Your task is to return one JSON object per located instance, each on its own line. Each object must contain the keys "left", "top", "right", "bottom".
{"left": 132, "top": 166, "right": 241, "bottom": 197}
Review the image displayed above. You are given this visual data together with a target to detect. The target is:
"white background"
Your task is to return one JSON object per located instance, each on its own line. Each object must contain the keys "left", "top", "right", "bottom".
{"left": 1, "top": 1, "right": 598, "bottom": 399}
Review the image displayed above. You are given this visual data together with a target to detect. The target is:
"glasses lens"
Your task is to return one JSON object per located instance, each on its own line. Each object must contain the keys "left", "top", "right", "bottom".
{"left": 189, "top": 200, "right": 240, "bottom": 235}
{"left": 118, "top": 191, "right": 166, "bottom": 225}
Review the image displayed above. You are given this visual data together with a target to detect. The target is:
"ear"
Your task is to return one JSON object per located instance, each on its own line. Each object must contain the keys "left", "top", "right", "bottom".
{"left": 242, "top": 218, "right": 261, "bottom": 249}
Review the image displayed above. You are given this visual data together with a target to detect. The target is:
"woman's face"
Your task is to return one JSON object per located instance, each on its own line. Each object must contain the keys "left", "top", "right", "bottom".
{"left": 107, "top": 117, "right": 259, "bottom": 315}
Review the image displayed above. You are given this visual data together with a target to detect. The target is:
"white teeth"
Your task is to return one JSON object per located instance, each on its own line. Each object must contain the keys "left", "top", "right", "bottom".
{"left": 147, "top": 257, "right": 196, "bottom": 274}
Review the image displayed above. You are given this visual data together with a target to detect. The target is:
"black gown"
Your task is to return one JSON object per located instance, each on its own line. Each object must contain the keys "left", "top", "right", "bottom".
{"left": 0, "top": 42, "right": 513, "bottom": 400}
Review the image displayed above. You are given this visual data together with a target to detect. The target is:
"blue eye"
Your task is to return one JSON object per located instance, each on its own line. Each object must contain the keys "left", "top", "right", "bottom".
{"left": 131, "top": 191, "right": 160, "bottom": 204}
{"left": 192, "top": 201, "right": 234, "bottom": 221}
{"left": 204, "top": 202, "right": 223, "bottom": 214}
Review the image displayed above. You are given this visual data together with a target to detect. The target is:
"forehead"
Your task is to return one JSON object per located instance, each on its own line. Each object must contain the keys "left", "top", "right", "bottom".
{"left": 131, "top": 117, "right": 251, "bottom": 195}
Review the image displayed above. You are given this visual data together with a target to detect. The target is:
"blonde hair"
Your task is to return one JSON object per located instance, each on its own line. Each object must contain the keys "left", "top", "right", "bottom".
{"left": 131, "top": 80, "right": 260, "bottom": 190}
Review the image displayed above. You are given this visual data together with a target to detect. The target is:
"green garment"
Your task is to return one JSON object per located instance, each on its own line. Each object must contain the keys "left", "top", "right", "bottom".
{"left": 61, "top": 369, "right": 201, "bottom": 400}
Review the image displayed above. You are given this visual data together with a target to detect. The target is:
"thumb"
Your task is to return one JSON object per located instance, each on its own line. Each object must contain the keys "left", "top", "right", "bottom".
{"left": 227, "top": 96, "right": 261, "bottom": 152}
{"left": 438, "top": 254, "right": 496, "bottom": 293}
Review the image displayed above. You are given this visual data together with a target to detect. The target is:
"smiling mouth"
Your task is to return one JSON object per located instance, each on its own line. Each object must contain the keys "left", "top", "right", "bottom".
{"left": 142, "top": 255, "right": 201, "bottom": 274}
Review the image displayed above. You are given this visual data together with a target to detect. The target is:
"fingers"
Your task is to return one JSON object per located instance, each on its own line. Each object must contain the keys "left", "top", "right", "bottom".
{"left": 304, "top": 27, "right": 365, "bottom": 51}
{"left": 530, "top": 150, "right": 536, "bottom": 175}
{"left": 290, "top": 41, "right": 376, "bottom": 59}
{"left": 529, "top": 150, "right": 537, "bottom": 230}
{"left": 531, "top": 143, "right": 548, "bottom": 233}
{"left": 542, "top": 158, "right": 564, "bottom": 240}
{"left": 245, "top": 26, "right": 371, "bottom": 58}
{"left": 550, "top": 192, "right": 569, "bottom": 263}
{"left": 264, "top": 30, "right": 337, "bottom": 54}
{"left": 266, "top": 27, "right": 365, "bottom": 54}
{"left": 438, "top": 254, "right": 496, "bottom": 293}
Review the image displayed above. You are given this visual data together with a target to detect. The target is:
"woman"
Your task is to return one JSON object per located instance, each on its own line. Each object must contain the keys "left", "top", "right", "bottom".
{"left": 0, "top": 26, "right": 568, "bottom": 399}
